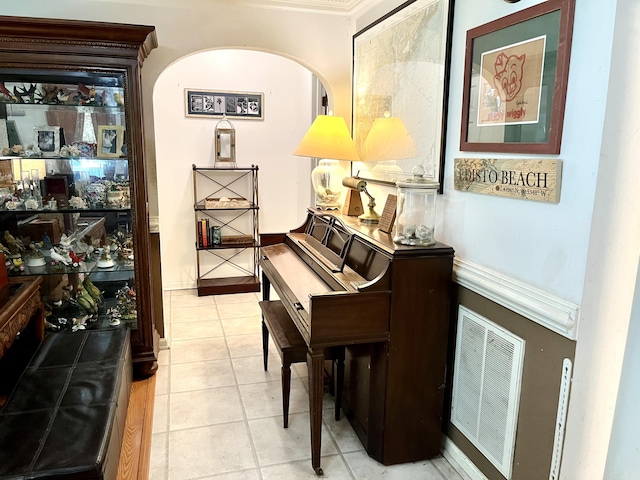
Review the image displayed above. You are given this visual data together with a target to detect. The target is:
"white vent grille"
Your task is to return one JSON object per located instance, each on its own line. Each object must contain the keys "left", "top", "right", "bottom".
{"left": 451, "top": 306, "right": 525, "bottom": 478}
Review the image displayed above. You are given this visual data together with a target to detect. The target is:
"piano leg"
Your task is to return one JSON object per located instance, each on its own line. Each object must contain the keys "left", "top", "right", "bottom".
{"left": 262, "top": 317, "right": 269, "bottom": 371}
{"left": 307, "top": 347, "right": 325, "bottom": 475}
{"left": 334, "top": 347, "right": 345, "bottom": 422}
{"left": 261, "top": 271, "right": 271, "bottom": 301}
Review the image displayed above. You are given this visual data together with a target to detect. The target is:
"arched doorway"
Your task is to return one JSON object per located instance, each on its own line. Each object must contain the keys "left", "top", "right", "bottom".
{"left": 153, "top": 48, "right": 324, "bottom": 292}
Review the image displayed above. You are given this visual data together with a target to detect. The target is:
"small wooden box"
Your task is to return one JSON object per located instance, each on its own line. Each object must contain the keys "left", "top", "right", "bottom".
{"left": 19, "top": 218, "right": 63, "bottom": 244}
{"left": 221, "top": 234, "right": 254, "bottom": 245}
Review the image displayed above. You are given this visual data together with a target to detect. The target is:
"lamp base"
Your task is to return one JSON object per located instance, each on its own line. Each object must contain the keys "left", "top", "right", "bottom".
{"left": 316, "top": 202, "right": 341, "bottom": 211}
{"left": 342, "top": 189, "right": 364, "bottom": 216}
{"left": 359, "top": 207, "right": 380, "bottom": 225}
{"left": 312, "top": 159, "right": 346, "bottom": 213}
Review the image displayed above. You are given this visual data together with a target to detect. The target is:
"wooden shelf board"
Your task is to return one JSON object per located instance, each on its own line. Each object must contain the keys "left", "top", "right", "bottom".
{"left": 197, "top": 276, "right": 260, "bottom": 296}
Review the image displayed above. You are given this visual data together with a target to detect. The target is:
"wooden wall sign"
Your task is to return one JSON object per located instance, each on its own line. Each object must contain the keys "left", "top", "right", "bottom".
{"left": 453, "top": 158, "right": 562, "bottom": 203}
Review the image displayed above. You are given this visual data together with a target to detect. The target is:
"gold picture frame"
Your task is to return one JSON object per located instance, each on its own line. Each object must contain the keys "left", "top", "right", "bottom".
{"left": 97, "top": 125, "right": 125, "bottom": 158}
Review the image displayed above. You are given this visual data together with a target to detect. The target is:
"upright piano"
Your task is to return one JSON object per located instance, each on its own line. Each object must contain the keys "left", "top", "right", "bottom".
{"left": 260, "top": 208, "right": 454, "bottom": 474}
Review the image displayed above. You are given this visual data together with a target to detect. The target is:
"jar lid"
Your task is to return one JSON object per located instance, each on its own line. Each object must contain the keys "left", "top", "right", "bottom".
{"left": 396, "top": 165, "right": 440, "bottom": 189}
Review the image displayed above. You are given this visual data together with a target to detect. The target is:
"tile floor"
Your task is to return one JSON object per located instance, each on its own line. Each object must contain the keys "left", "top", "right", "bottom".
{"left": 150, "top": 289, "right": 470, "bottom": 480}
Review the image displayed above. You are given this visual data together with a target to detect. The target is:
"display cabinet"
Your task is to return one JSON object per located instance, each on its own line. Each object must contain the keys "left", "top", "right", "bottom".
{"left": 0, "top": 16, "right": 159, "bottom": 376}
{"left": 192, "top": 165, "right": 260, "bottom": 296}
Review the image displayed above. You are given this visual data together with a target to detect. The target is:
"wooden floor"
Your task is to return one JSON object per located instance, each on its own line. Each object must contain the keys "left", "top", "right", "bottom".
{"left": 117, "top": 374, "right": 156, "bottom": 480}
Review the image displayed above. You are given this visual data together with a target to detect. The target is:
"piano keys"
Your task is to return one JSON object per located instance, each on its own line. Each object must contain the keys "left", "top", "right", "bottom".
{"left": 260, "top": 208, "right": 454, "bottom": 474}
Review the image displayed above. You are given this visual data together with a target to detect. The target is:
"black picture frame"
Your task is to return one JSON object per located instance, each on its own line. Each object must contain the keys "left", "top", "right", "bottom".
{"left": 352, "top": 0, "right": 455, "bottom": 192}
{"left": 185, "top": 89, "right": 264, "bottom": 120}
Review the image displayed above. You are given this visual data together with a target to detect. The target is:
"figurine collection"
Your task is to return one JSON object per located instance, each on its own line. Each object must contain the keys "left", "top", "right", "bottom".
{"left": 2, "top": 225, "right": 136, "bottom": 332}
{"left": 0, "top": 81, "right": 123, "bottom": 107}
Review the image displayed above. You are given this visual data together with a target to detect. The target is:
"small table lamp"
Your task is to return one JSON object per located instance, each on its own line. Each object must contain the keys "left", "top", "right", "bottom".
{"left": 293, "top": 115, "right": 360, "bottom": 210}
{"left": 342, "top": 176, "right": 379, "bottom": 224}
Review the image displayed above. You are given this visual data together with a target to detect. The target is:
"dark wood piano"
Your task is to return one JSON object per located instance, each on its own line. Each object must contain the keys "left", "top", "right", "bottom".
{"left": 260, "top": 208, "right": 454, "bottom": 474}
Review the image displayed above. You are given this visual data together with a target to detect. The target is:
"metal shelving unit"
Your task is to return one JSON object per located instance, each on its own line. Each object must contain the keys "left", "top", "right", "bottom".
{"left": 192, "top": 164, "right": 260, "bottom": 296}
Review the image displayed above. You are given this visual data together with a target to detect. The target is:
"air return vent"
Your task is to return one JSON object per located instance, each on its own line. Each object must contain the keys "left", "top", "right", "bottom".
{"left": 451, "top": 306, "right": 525, "bottom": 479}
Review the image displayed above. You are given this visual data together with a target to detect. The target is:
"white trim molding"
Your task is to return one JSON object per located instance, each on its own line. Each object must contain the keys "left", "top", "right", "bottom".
{"left": 149, "top": 215, "right": 160, "bottom": 234}
{"left": 453, "top": 258, "right": 580, "bottom": 340}
{"left": 442, "top": 435, "right": 489, "bottom": 480}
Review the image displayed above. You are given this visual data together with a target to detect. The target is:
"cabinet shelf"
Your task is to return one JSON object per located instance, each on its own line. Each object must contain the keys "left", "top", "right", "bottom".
{"left": 1, "top": 102, "right": 125, "bottom": 112}
{"left": 4, "top": 206, "right": 130, "bottom": 214}
{"left": 4, "top": 156, "right": 129, "bottom": 161}
{"left": 193, "top": 165, "right": 259, "bottom": 296}
{"left": 8, "top": 258, "right": 134, "bottom": 278}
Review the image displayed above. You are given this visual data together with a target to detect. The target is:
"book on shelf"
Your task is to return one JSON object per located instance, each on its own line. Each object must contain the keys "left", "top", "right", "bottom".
{"left": 197, "top": 220, "right": 203, "bottom": 248}
{"left": 201, "top": 219, "right": 208, "bottom": 248}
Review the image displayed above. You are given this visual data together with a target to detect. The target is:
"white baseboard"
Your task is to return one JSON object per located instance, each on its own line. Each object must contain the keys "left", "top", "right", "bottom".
{"left": 442, "top": 436, "right": 489, "bottom": 480}
{"left": 453, "top": 257, "right": 580, "bottom": 340}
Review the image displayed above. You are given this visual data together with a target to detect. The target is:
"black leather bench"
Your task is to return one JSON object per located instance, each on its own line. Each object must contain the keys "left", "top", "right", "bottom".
{"left": 0, "top": 328, "right": 132, "bottom": 480}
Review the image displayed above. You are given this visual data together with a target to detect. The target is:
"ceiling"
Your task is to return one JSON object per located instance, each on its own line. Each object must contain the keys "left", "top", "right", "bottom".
{"left": 239, "top": 0, "right": 375, "bottom": 14}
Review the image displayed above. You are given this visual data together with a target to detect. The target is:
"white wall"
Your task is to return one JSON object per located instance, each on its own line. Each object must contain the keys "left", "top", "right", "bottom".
{"left": 563, "top": 0, "right": 640, "bottom": 476}
{"left": 154, "top": 49, "right": 314, "bottom": 289}
{"left": 605, "top": 260, "right": 640, "bottom": 478}
{"left": 354, "top": 0, "right": 614, "bottom": 307}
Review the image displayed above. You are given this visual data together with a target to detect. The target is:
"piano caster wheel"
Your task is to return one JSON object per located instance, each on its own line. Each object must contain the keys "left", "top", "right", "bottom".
{"left": 314, "top": 467, "right": 324, "bottom": 475}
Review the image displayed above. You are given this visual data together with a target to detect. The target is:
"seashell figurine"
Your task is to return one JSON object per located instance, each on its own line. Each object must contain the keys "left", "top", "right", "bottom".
{"left": 68, "top": 195, "right": 87, "bottom": 209}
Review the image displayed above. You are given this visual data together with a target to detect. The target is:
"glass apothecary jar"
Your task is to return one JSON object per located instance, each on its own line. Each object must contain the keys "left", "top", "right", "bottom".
{"left": 311, "top": 159, "right": 346, "bottom": 210}
{"left": 393, "top": 166, "right": 439, "bottom": 246}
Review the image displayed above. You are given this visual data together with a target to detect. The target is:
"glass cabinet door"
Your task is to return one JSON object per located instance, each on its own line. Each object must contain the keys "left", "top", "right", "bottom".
{"left": 0, "top": 70, "right": 140, "bottom": 333}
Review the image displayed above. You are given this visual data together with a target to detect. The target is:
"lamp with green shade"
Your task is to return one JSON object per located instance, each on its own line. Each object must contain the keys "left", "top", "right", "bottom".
{"left": 293, "top": 114, "right": 360, "bottom": 210}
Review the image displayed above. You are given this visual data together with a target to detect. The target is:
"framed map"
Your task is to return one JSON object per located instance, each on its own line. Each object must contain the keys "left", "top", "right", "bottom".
{"left": 352, "top": 0, "right": 454, "bottom": 191}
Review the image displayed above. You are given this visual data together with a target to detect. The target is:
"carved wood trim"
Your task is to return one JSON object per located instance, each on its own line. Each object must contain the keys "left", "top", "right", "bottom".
{"left": 0, "top": 279, "right": 43, "bottom": 359}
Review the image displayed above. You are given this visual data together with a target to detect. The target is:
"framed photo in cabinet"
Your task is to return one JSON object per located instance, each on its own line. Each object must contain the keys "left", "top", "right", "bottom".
{"left": 97, "top": 125, "right": 125, "bottom": 158}
{"left": 34, "top": 126, "right": 62, "bottom": 157}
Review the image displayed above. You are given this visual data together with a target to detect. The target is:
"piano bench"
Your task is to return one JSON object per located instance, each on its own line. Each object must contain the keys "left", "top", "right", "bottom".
{"left": 259, "top": 300, "right": 344, "bottom": 428}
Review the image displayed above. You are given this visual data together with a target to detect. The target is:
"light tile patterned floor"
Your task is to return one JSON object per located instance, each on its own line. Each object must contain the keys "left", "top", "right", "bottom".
{"left": 150, "top": 289, "right": 469, "bottom": 480}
